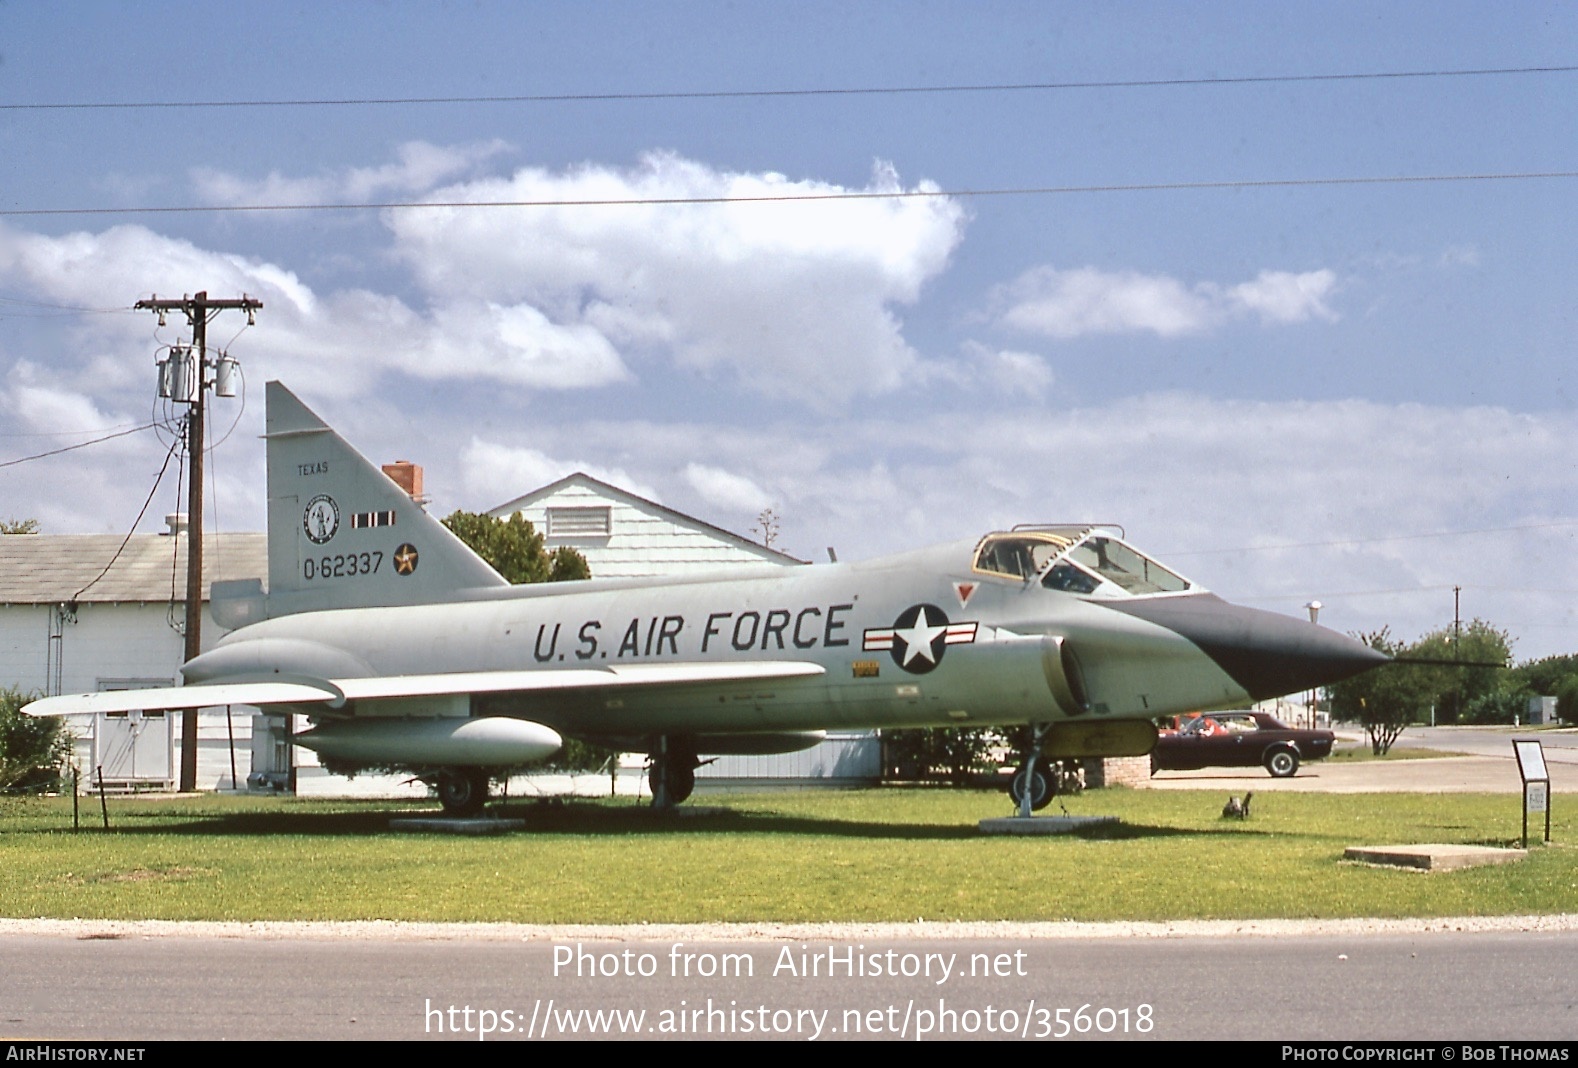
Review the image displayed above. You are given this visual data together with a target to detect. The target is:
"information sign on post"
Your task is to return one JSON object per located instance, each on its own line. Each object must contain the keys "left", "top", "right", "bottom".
{"left": 1513, "top": 739, "right": 1552, "bottom": 846}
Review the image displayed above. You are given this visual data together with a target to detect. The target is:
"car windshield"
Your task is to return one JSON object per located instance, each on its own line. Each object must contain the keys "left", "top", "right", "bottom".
{"left": 972, "top": 528, "right": 1193, "bottom": 598}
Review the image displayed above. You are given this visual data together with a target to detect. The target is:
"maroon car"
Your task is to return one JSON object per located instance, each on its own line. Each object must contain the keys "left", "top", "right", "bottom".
{"left": 1151, "top": 711, "right": 1335, "bottom": 778}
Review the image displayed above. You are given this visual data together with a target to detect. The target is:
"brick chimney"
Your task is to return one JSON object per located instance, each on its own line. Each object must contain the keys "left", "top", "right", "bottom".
{"left": 382, "top": 460, "right": 427, "bottom": 504}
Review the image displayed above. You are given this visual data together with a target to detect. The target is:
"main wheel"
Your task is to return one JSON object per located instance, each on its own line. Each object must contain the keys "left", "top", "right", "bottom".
{"left": 1264, "top": 748, "right": 1300, "bottom": 778}
{"left": 1008, "top": 765, "right": 1052, "bottom": 812}
{"left": 436, "top": 768, "right": 489, "bottom": 816}
{"left": 669, "top": 763, "right": 695, "bottom": 805}
{"left": 648, "top": 760, "right": 697, "bottom": 806}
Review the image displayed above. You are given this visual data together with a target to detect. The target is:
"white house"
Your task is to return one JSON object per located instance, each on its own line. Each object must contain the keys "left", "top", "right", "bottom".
{"left": 488, "top": 472, "right": 804, "bottom": 576}
{"left": 0, "top": 523, "right": 267, "bottom": 790}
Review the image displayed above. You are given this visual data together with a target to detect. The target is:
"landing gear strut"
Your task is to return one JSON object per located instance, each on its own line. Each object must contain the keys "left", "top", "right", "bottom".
{"left": 435, "top": 767, "right": 490, "bottom": 816}
{"left": 648, "top": 737, "right": 698, "bottom": 810}
{"left": 1008, "top": 722, "right": 1055, "bottom": 818}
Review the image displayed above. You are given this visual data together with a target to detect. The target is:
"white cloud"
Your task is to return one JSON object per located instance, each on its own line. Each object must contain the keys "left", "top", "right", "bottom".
{"left": 457, "top": 438, "right": 655, "bottom": 510}
{"left": 0, "top": 221, "right": 629, "bottom": 399}
{"left": 170, "top": 148, "right": 970, "bottom": 407}
{"left": 497, "top": 396, "right": 1578, "bottom": 659}
{"left": 1225, "top": 270, "right": 1338, "bottom": 325}
{"left": 683, "top": 462, "right": 771, "bottom": 514}
{"left": 955, "top": 342, "right": 1055, "bottom": 398}
{"left": 1, "top": 367, "right": 127, "bottom": 436}
{"left": 192, "top": 140, "right": 511, "bottom": 206}
{"left": 993, "top": 265, "right": 1338, "bottom": 338}
{"left": 400, "top": 301, "right": 631, "bottom": 389}
{"left": 387, "top": 154, "right": 967, "bottom": 405}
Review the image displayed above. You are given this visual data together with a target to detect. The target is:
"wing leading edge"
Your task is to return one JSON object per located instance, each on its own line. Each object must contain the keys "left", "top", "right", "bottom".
{"left": 23, "top": 660, "right": 826, "bottom": 718}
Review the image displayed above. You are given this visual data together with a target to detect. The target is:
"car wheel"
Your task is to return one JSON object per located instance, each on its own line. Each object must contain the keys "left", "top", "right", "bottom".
{"left": 1264, "top": 748, "right": 1299, "bottom": 778}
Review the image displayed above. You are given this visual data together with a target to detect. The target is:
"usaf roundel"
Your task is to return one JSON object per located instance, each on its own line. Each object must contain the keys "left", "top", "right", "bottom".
{"left": 862, "top": 603, "right": 979, "bottom": 675}
{"left": 303, "top": 495, "right": 340, "bottom": 544}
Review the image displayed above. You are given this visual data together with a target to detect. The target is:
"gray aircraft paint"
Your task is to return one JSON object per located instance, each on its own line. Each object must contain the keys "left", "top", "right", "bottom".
{"left": 29, "top": 382, "right": 1387, "bottom": 772}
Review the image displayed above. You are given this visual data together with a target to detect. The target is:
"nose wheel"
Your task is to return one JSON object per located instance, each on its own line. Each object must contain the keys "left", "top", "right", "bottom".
{"left": 1008, "top": 722, "right": 1057, "bottom": 818}
{"left": 1008, "top": 763, "right": 1053, "bottom": 812}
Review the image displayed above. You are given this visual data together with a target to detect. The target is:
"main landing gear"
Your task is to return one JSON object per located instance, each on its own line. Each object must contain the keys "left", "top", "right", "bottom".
{"left": 435, "top": 767, "right": 490, "bottom": 817}
{"left": 648, "top": 736, "right": 699, "bottom": 810}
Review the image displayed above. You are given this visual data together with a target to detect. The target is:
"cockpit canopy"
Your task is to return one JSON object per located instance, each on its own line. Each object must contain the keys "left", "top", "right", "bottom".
{"left": 972, "top": 526, "right": 1193, "bottom": 598}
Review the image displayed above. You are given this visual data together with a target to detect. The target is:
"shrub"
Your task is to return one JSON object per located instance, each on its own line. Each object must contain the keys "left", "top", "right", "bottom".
{"left": 0, "top": 687, "right": 72, "bottom": 793}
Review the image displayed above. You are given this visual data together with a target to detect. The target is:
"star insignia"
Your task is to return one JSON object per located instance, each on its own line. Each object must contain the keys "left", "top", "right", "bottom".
{"left": 892, "top": 605, "right": 947, "bottom": 667}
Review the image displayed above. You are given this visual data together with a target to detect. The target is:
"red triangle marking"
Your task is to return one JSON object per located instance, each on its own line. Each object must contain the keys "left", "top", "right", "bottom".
{"left": 954, "top": 581, "right": 977, "bottom": 607}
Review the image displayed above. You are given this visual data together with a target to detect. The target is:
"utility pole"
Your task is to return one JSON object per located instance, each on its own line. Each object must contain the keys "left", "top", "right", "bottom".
{"left": 136, "top": 291, "right": 262, "bottom": 792}
{"left": 1453, "top": 584, "right": 1463, "bottom": 723}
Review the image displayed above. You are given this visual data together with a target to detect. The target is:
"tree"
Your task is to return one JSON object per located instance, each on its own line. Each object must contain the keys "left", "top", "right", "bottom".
{"left": 0, "top": 687, "right": 71, "bottom": 793}
{"left": 753, "top": 507, "right": 781, "bottom": 549}
{"left": 1510, "top": 654, "right": 1578, "bottom": 722}
{"left": 1408, "top": 619, "right": 1512, "bottom": 723}
{"left": 440, "top": 511, "right": 589, "bottom": 584}
{"left": 1327, "top": 621, "right": 1516, "bottom": 750}
{"left": 1325, "top": 629, "right": 1432, "bottom": 755}
{"left": 1464, "top": 689, "right": 1530, "bottom": 725}
{"left": 0, "top": 518, "right": 39, "bottom": 534}
{"left": 883, "top": 727, "right": 999, "bottom": 785}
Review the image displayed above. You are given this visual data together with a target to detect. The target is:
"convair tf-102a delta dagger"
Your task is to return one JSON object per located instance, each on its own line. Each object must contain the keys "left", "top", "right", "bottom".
{"left": 28, "top": 382, "right": 1387, "bottom": 817}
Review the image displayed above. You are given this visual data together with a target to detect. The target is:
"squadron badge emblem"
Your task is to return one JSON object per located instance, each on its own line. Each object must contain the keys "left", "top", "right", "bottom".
{"left": 303, "top": 495, "right": 340, "bottom": 544}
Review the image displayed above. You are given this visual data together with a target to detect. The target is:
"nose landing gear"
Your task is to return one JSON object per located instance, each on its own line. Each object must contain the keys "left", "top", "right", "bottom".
{"left": 1005, "top": 723, "right": 1085, "bottom": 817}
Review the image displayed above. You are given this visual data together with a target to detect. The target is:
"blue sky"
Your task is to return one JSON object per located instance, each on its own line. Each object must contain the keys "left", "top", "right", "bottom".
{"left": 2, "top": 2, "right": 1576, "bottom": 660}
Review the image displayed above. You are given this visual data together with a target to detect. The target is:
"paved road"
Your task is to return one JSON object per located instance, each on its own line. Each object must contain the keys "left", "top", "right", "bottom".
{"left": 4, "top": 923, "right": 1578, "bottom": 1041}
{"left": 1144, "top": 726, "right": 1578, "bottom": 792}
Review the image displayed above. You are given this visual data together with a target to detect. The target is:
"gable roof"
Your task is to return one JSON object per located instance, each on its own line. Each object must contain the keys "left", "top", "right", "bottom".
{"left": 489, "top": 472, "right": 805, "bottom": 565}
{"left": 0, "top": 533, "right": 268, "bottom": 605}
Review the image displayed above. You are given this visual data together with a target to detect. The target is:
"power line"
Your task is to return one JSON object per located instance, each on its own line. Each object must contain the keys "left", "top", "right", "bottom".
{"left": 0, "top": 421, "right": 148, "bottom": 440}
{"left": 5, "top": 64, "right": 1574, "bottom": 112}
{"left": 0, "top": 295, "right": 129, "bottom": 313}
{"left": 4, "top": 170, "right": 1577, "bottom": 220}
{"left": 0, "top": 423, "right": 158, "bottom": 470}
{"left": 1167, "top": 518, "right": 1578, "bottom": 558}
{"left": 72, "top": 434, "right": 182, "bottom": 601}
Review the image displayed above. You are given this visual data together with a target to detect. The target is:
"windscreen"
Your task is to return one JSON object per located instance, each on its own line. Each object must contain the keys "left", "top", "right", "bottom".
{"left": 974, "top": 529, "right": 1191, "bottom": 597}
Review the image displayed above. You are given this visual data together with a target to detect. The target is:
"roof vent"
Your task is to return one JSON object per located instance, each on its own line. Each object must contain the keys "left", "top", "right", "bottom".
{"left": 163, "top": 513, "right": 189, "bottom": 537}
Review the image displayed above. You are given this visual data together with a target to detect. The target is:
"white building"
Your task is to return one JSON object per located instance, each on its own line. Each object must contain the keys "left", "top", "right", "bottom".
{"left": 0, "top": 524, "right": 267, "bottom": 790}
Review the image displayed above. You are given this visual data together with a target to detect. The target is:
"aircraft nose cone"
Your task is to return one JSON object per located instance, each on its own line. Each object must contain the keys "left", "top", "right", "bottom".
{"left": 1100, "top": 594, "right": 1390, "bottom": 700}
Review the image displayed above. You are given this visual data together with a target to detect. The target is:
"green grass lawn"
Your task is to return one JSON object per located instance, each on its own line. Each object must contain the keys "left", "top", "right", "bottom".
{"left": 0, "top": 787, "right": 1569, "bottom": 924}
{"left": 1327, "top": 746, "right": 1471, "bottom": 762}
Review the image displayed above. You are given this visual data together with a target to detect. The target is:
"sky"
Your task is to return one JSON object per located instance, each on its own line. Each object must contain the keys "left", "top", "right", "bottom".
{"left": 0, "top": 1, "right": 1575, "bottom": 661}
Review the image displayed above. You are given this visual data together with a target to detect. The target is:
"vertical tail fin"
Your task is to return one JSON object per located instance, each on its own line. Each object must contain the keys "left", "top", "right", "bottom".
{"left": 264, "top": 381, "right": 506, "bottom": 615}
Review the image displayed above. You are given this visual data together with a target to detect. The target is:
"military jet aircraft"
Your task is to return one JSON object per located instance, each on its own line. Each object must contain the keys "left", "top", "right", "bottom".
{"left": 27, "top": 382, "right": 1387, "bottom": 816}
